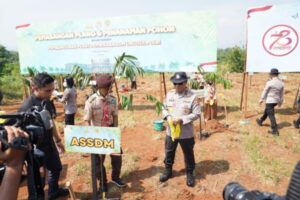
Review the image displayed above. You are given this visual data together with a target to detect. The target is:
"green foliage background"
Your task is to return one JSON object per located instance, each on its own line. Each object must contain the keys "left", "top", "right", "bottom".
{"left": 217, "top": 46, "right": 246, "bottom": 73}
{"left": 0, "top": 45, "right": 23, "bottom": 101}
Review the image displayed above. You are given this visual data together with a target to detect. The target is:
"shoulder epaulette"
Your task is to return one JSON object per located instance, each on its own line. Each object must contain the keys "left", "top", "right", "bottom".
{"left": 88, "top": 93, "right": 98, "bottom": 103}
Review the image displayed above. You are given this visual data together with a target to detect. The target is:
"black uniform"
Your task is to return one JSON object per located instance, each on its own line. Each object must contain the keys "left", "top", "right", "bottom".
{"left": 19, "top": 94, "right": 62, "bottom": 197}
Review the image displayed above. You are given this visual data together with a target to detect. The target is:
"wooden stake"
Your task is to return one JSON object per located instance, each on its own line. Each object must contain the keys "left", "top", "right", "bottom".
{"left": 240, "top": 72, "right": 246, "bottom": 110}
{"left": 240, "top": 11, "right": 249, "bottom": 111}
{"left": 59, "top": 75, "right": 64, "bottom": 92}
{"left": 114, "top": 79, "right": 121, "bottom": 105}
{"left": 91, "top": 154, "right": 98, "bottom": 200}
{"left": 112, "top": 74, "right": 121, "bottom": 106}
{"left": 162, "top": 73, "right": 167, "bottom": 97}
{"left": 160, "top": 73, "right": 163, "bottom": 102}
{"left": 22, "top": 77, "right": 29, "bottom": 100}
{"left": 293, "top": 84, "right": 300, "bottom": 110}
{"left": 244, "top": 72, "right": 249, "bottom": 113}
{"left": 223, "top": 98, "right": 228, "bottom": 127}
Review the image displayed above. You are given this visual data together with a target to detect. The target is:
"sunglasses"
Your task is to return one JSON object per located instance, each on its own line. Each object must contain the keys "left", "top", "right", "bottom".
{"left": 173, "top": 82, "right": 184, "bottom": 86}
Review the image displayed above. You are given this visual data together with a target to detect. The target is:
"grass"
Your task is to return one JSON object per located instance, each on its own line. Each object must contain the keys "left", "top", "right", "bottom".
{"left": 241, "top": 134, "right": 289, "bottom": 184}
{"left": 121, "top": 153, "right": 140, "bottom": 178}
{"left": 272, "top": 130, "right": 300, "bottom": 153}
{"left": 151, "top": 133, "right": 163, "bottom": 140}
{"left": 78, "top": 193, "right": 89, "bottom": 200}
{"left": 292, "top": 144, "right": 300, "bottom": 153}
{"left": 75, "top": 117, "right": 81, "bottom": 123}
{"left": 75, "top": 162, "right": 89, "bottom": 176}
{"left": 0, "top": 75, "right": 23, "bottom": 100}
{"left": 119, "top": 110, "right": 136, "bottom": 129}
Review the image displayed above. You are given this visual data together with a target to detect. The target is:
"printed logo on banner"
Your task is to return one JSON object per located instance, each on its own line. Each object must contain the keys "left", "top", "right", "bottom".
{"left": 262, "top": 24, "right": 299, "bottom": 56}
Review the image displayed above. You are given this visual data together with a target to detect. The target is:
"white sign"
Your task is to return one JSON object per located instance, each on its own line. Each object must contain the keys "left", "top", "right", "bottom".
{"left": 246, "top": 3, "right": 300, "bottom": 72}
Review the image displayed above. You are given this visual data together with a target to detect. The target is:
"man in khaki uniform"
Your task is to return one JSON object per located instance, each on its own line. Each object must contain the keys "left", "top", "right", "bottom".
{"left": 84, "top": 75, "right": 126, "bottom": 193}
{"left": 160, "top": 72, "right": 200, "bottom": 187}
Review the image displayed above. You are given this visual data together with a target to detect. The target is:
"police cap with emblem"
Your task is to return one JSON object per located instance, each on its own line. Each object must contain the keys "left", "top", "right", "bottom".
{"left": 96, "top": 75, "right": 114, "bottom": 88}
{"left": 269, "top": 68, "right": 280, "bottom": 75}
{"left": 170, "top": 72, "right": 189, "bottom": 84}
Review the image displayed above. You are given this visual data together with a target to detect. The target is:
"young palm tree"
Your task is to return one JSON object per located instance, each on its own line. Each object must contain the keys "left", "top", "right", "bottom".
{"left": 23, "top": 67, "right": 39, "bottom": 97}
{"left": 198, "top": 65, "right": 232, "bottom": 89}
{"left": 113, "top": 53, "right": 144, "bottom": 107}
{"left": 70, "top": 65, "right": 91, "bottom": 90}
{"left": 113, "top": 53, "right": 144, "bottom": 81}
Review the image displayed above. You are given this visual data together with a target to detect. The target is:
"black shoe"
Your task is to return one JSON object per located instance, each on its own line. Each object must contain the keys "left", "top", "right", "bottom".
{"left": 159, "top": 169, "right": 172, "bottom": 182}
{"left": 48, "top": 187, "right": 69, "bottom": 200}
{"left": 111, "top": 178, "right": 127, "bottom": 188}
{"left": 268, "top": 129, "right": 279, "bottom": 136}
{"left": 186, "top": 173, "right": 195, "bottom": 187}
{"left": 293, "top": 120, "right": 300, "bottom": 129}
{"left": 256, "top": 118, "right": 263, "bottom": 126}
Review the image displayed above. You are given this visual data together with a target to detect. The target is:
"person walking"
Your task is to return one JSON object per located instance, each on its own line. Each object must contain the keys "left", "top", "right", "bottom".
{"left": 256, "top": 68, "right": 284, "bottom": 136}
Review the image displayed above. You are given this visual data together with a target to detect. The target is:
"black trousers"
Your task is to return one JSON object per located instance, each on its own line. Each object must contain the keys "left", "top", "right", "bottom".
{"left": 65, "top": 113, "right": 75, "bottom": 125}
{"left": 164, "top": 136, "right": 195, "bottom": 173}
{"left": 260, "top": 103, "right": 278, "bottom": 131}
{"left": 35, "top": 142, "right": 62, "bottom": 196}
{"left": 296, "top": 115, "right": 300, "bottom": 125}
{"left": 96, "top": 149, "right": 122, "bottom": 183}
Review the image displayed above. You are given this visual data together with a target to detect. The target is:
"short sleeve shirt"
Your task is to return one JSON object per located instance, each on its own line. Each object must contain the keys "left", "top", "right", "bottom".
{"left": 83, "top": 92, "right": 118, "bottom": 126}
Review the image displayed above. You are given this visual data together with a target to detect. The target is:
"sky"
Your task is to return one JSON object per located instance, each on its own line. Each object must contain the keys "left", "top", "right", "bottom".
{"left": 0, "top": 0, "right": 299, "bottom": 51}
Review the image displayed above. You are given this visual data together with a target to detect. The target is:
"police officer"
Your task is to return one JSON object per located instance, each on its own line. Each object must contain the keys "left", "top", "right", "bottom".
{"left": 18, "top": 73, "right": 69, "bottom": 200}
{"left": 83, "top": 75, "right": 126, "bottom": 193}
{"left": 160, "top": 72, "right": 200, "bottom": 187}
{"left": 256, "top": 68, "right": 284, "bottom": 135}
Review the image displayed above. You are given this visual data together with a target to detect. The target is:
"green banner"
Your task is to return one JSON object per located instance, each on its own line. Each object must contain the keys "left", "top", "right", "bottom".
{"left": 16, "top": 11, "right": 217, "bottom": 74}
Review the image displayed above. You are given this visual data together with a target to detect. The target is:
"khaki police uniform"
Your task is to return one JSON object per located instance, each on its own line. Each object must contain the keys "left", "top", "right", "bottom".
{"left": 83, "top": 91, "right": 122, "bottom": 188}
{"left": 258, "top": 77, "right": 284, "bottom": 133}
{"left": 162, "top": 88, "right": 200, "bottom": 174}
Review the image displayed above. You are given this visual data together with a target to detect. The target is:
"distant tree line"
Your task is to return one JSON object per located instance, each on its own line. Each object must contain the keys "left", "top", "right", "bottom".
{"left": 0, "top": 44, "right": 19, "bottom": 75}
{"left": 0, "top": 44, "right": 22, "bottom": 103}
{"left": 217, "top": 46, "right": 246, "bottom": 73}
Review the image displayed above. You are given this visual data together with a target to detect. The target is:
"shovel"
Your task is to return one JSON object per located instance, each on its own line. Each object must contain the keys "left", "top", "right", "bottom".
{"left": 199, "top": 113, "right": 210, "bottom": 140}
{"left": 223, "top": 98, "right": 229, "bottom": 128}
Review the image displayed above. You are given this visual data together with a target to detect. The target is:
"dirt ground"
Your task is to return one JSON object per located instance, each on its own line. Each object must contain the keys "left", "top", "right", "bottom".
{"left": 1, "top": 73, "right": 299, "bottom": 200}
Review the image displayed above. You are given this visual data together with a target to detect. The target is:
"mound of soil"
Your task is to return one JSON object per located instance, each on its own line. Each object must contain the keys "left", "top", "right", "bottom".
{"left": 205, "top": 119, "right": 227, "bottom": 133}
